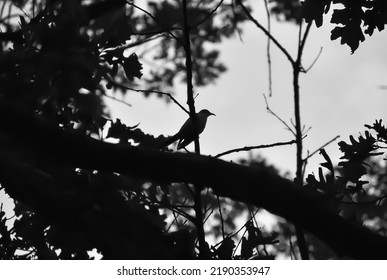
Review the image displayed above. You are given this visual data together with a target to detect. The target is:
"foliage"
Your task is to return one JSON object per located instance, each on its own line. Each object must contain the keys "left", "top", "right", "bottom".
{"left": 302, "top": 0, "right": 387, "bottom": 53}
{"left": 116, "top": 0, "right": 250, "bottom": 96}
{"left": 0, "top": 0, "right": 261, "bottom": 259}
{"left": 270, "top": 0, "right": 302, "bottom": 23}
{"left": 304, "top": 120, "right": 387, "bottom": 258}
{"left": 268, "top": 0, "right": 387, "bottom": 53}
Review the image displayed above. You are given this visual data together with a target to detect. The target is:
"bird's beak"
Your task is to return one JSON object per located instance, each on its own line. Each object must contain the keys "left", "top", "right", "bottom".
{"left": 210, "top": 112, "right": 215, "bottom": 116}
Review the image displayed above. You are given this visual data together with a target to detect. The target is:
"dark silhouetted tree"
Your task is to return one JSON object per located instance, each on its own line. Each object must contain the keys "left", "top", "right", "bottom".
{"left": 0, "top": 0, "right": 387, "bottom": 260}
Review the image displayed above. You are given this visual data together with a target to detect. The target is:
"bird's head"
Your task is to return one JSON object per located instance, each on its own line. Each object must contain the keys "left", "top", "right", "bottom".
{"left": 198, "top": 109, "right": 215, "bottom": 118}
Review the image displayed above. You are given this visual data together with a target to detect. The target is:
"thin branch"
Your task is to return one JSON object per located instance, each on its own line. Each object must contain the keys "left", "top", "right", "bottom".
{"left": 109, "top": 81, "right": 189, "bottom": 114}
{"left": 304, "top": 135, "right": 340, "bottom": 161}
{"left": 342, "top": 193, "right": 387, "bottom": 206}
{"left": 216, "top": 195, "right": 225, "bottom": 239}
{"left": 191, "top": 0, "right": 225, "bottom": 30}
{"left": 302, "top": 124, "right": 312, "bottom": 135}
{"left": 139, "top": 192, "right": 195, "bottom": 223}
{"left": 11, "top": 2, "right": 30, "bottom": 19}
{"left": 102, "top": 92, "right": 132, "bottom": 108}
{"left": 168, "top": 210, "right": 180, "bottom": 232}
{"left": 264, "top": 94, "right": 296, "bottom": 136}
{"left": 127, "top": 2, "right": 182, "bottom": 44}
{"left": 263, "top": 0, "right": 273, "bottom": 97}
{"left": 233, "top": 227, "right": 248, "bottom": 255}
{"left": 122, "top": 33, "right": 165, "bottom": 49}
{"left": 184, "top": 183, "right": 195, "bottom": 198}
{"left": 237, "top": 0, "right": 294, "bottom": 64}
{"left": 215, "top": 139, "right": 297, "bottom": 158}
{"left": 130, "top": 27, "right": 182, "bottom": 37}
{"left": 232, "top": 210, "right": 260, "bottom": 255}
{"left": 304, "top": 47, "right": 323, "bottom": 72}
{"left": 231, "top": 0, "right": 244, "bottom": 41}
{"left": 298, "top": 21, "right": 313, "bottom": 62}
{"left": 217, "top": 209, "right": 261, "bottom": 256}
{"left": 0, "top": 1, "right": 7, "bottom": 20}
{"left": 202, "top": 208, "right": 214, "bottom": 224}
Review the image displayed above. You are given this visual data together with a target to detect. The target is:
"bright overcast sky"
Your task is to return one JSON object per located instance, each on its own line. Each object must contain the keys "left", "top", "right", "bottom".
{"left": 105, "top": 2, "right": 387, "bottom": 178}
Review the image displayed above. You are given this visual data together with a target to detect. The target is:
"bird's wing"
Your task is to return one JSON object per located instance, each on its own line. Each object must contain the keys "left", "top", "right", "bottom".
{"left": 176, "top": 113, "right": 209, "bottom": 149}
{"left": 177, "top": 117, "right": 195, "bottom": 137}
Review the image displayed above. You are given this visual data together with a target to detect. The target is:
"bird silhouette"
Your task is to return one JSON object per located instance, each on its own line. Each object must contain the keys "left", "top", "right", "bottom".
{"left": 162, "top": 109, "right": 215, "bottom": 150}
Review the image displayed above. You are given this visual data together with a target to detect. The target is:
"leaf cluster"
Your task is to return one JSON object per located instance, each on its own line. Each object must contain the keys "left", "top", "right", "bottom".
{"left": 0, "top": 0, "right": 261, "bottom": 260}
{"left": 305, "top": 120, "right": 387, "bottom": 256}
{"left": 126, "top": 0, "right": 251, "bottom": 94}
{"left": 270, "top": 0, "right": 302, "bottom": 23}
{"left": 301, "top": 0, "right": 387, "bottom": 52}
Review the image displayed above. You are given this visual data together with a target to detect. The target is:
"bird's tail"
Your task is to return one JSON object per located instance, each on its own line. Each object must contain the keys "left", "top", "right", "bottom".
{"left": 159, "top": 133, "right": 180, "bottom": 149}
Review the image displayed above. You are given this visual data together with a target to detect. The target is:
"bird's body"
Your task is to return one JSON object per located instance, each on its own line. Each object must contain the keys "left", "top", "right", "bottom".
{"left": 163, "top": 109, "right": 215, "bottom": 150}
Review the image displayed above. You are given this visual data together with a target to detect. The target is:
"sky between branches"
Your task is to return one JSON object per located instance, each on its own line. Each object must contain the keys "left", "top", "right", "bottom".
{"left": 105, "top": 2, "right": 387, "bottom": 177}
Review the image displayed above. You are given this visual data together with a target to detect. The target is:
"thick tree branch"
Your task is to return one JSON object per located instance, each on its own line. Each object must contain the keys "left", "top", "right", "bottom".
{"left": 181, "top": 0, "right": 208, "bottom": 258}
{"left": 0, "top": 105, "right": 386, "bottom": 259}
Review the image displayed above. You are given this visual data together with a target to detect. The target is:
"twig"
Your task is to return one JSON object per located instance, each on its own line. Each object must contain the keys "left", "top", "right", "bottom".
{"left": 231, "top": 0, "right": 244, "bottom": 41}
{"left": 139, "top": 192, "right": 195, "bottom": 223}
{"left": 298, "top": 21, "right": 313, "bottom": 61}
{"left": 263, "top": 0, "right": 273, "bottom": 97}
{"left": 122, "top": 33, "right": 165, "bottom": 49}
{"left": 0, "top": 1, "right": 7, "bottom": 19}
{"left": 191, "top": 0, "right": 225, "bottom": 30}
{"left": 215, "top": 139, "right": 297, "bottom": 158}
{"left": 130, "top": 27, "right": 182, "bottom": 37}
{"left": 264, "top": 94, "right": 296, "bottom": 136}
{"left": 11, "top": 2, "right": 30, "bottom": 19}
{"left": 304, "top": 47, "right": 323, "bottom": 72}
{"left": 303, "top": 135, "right": 340, "bottom": 161}
{"left": 127, "top": 2, "right": 182, "bottom": 44}
{"left": 342, "top": 193, "right": 387, "bottom": 206}
{"left": 202, "top": 208, "right": 214, "bottom": 224}
{"left": 236, "top": 0, "right": 294, "bottom": 64}
{"left": 232, "top": 209, "right": 260, "bottom": 255}
{"left": 109, "top": 81, "right": 189, "bottom": 114}
{"left": 216, "top": 195, "right": 225, "bottom": 239}
{"left": 168, "top": 210, "right": 181, "bottom": 231}
{"left": 102, "top": 92, "right": 132, "bottom": 108}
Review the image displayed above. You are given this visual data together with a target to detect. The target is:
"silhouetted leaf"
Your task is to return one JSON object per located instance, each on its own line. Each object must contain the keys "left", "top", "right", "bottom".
{"left": 215, "top": 236, "right": 235, "bottom": 260}
{"left": 122, "top": 53, "right": 143, "bottom": 81}
{"left": 301, "top": 0, "right": 332, "bottom": 27}
{"left": 365, "top": 119, "right": 387, "bottom": 143}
